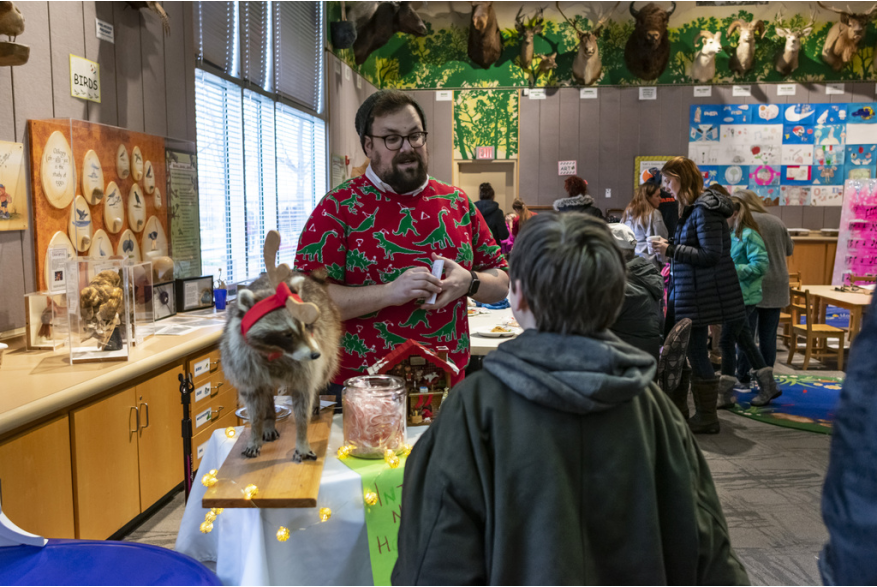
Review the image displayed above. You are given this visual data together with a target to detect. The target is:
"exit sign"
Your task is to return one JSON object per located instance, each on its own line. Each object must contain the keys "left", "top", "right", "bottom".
{"left": 476, "top": 146, "right": 494, "bottom": 160}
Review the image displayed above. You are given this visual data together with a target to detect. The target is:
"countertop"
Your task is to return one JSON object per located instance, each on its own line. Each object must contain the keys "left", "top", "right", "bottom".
{"left": 790, "top": 234, "right": 839, "bottom": 243}
{"left": 0, "top": 312, "right": 228, "bottom": 437}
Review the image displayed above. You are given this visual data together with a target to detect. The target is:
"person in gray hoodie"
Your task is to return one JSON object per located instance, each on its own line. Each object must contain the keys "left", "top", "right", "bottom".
{"left": 392, "top": 213, "right": 748, "bottom": 586}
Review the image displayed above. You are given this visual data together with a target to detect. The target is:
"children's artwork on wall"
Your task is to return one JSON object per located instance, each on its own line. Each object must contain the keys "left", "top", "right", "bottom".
{"left": 0, "top": 140, "right": 27, "bottom": 231}
{"left": 832, "top": 180, "right": 877, "bottom": 284}
{"left": 690, "top": 102, "right": 877, "bottom": 205}
{"left": 751, "top": 185, "right": 780, "bottom": 207}
{"left": 690, "top": 125, "right": 720, "bottom": 142}
{"left": 750, "top": 165, "right": 781, "bottom": 186}
{"left": 811, "top": 185, "right": 844, "bottom": 206}
{"left": 781, "top": 185, "right": 811, "bottom": 206}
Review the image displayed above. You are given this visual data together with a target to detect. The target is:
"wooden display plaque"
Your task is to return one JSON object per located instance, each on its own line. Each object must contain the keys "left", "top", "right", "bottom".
{"left": 28, "top": 119, "right": 168, "bottom": 291}
{"left": 201, "top": 407, "right": 335, "bottom": 509}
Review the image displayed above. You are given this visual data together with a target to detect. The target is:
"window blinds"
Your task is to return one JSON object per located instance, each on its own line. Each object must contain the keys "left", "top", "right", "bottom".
{"left": 240, "top": 1, "right": 271, "bottom": 90}
{"left": 274, "top": 2, "right": 324, "bottom": 113}
{"left": 196, "top": 1, "right": 239, "bottom": 77}
{"left": 243, "top": 90, "right": 277, "bottom": 281}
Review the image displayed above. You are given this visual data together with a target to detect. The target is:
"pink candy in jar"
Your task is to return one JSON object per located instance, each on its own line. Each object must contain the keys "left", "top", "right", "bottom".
{"left": 343, "top": 375, "right": 407, "bottom": 458}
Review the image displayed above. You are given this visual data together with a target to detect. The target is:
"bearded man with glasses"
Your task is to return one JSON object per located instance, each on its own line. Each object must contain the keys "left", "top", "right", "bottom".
{"left": 295, "top": 90, "right": 509, "bottom": 397}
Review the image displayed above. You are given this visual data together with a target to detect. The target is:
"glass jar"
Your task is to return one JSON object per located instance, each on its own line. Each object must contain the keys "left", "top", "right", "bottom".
{"left": 342, "top": 375, "right": 407, "bottom": 458}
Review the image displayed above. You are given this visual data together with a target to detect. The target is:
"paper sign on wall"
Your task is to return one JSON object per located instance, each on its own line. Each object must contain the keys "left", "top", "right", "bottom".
{"left": 70, "top": 55, "right": 100, "bottom": 103}
{"left": 693, "top": 86, "right": 711, "bottom": 97}
{"left": 558, "top": 160, "right": 577, "bottom": 176}
{"left": 529, "top": 89, "right": 546, "bottom": 100}
{"left": 95, "top": 18, "right": 114, "bottom": 43}
{"left": 356, "top": 76, "right": 362, "bottom": 89}
{"left": 826, "top": 83, "right": 845, "bottom": 95}
{"left": 732, "top": 85, "right": 751, "bottom": 97}
{"left": 639, "top": 87, "right": 657, "bottom": 100}
{"left": 777, "top": 84, "right": 796, "bottom": 96}
{"left": 436, "top": 90, "right": 453, "bottom": 101}
{"left": 580, "top": 88, "right": 598, "bottom": 99}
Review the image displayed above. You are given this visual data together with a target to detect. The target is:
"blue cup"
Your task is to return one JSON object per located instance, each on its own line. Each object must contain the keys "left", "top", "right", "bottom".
{"left": 214, "top": 288, "right": 227, "bottom": 310}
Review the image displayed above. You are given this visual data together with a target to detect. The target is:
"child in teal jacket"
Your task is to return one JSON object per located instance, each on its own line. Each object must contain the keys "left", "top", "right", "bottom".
{"left": 731, "top": 223, "right": 769, "bottom": 305}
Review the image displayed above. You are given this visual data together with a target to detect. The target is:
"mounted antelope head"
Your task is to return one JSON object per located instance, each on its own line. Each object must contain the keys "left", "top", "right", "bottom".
{"left": 691, "top": 30, "right": 723, "bottom": 83}
{"left": 774, "top": 11, "right": 816, "bottom": 77}
{"left": 624, "top": 1, "right": 676, "bottom": 80}
{"left": 468, "top": 1, "right": 502, "bottom": 68}
{"left": 515, "top": 7, "right": 544, "bottom": 72}
{"left": 556, "top": 1, "right": 617, "bottom": 85}
{"left": 727, "top": 19, "right": 765, "bottom": 75}
{"left": 818, "top": 1, "right": 877, "bottom": 71}
{"left": 263, "top": 230, "right": 320, "bottom": 325}
{"left": 352, "top": 1, "right": 427, "bottom": 66}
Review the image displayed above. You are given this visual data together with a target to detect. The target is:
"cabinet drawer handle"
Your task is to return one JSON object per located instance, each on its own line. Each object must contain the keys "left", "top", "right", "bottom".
{"left": 129, "top": 406, "right": 140, "bottom": 433}
{"left": 215, "top": 405, "right": 225, "bottom": 418}
{"left": 140, "top": 402, "right": 150, "bottom": 429}
{"left": 210, "top": 358, "right": 222, "bottom": 372}
{"left": 212, "top": 382, "right": 224, "bottom": 396}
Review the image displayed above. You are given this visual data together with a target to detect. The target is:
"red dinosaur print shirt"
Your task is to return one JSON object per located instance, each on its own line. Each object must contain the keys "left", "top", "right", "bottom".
{"left": 294, "top": 175, "right": 508, "bottom": 386}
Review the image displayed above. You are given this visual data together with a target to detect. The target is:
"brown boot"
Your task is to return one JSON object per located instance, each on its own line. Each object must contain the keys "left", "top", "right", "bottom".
{"left": 688, "top": 377, "right": 721, "bottom": 434}
{"left": 751, "top": 367, "right": 782, "bottom": 407}
{"left": 666, "top": 362, "right": 691, "bottom": 419}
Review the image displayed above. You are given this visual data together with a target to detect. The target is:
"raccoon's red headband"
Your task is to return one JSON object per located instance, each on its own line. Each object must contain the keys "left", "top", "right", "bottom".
{"left": 240, "top": 282, "right": 303, "bottom": 339}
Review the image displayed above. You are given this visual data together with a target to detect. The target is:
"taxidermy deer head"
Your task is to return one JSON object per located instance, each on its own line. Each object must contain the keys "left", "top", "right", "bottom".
{"left": 556, "top": 1, "right": 617, "bottom": 86}
{"left": 515, "top": 7, "right": 544, "bottom": 72}
{"left": 263, "top": 230, "right": 320, "bottom": 325}
{"left": 727, "top": 19, "right": 765, "bottom": 75}
{"left": 353, "top": 1, "right": 427, "bottom": 66}
{"left": 624, "top": 2, "right": 676, "bottom": 80}
{"left": 691, "top": 30, "right": 722, "bottom": 83}
{"left": 774, "top": 11, "right": 816, "bottom": 77}
{"left": 818, "top": 1, "right": 877, "bottom": 71}
{"left": 468, "top": 1, "right": 502, "bottom": 69}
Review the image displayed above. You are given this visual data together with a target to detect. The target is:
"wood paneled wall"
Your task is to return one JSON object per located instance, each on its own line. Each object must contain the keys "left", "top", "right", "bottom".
{"left": 0, "top": 2, "right": 196, "bottom": 335}
{"left": 519, "top": 83, "right": 869, "bottom": 226}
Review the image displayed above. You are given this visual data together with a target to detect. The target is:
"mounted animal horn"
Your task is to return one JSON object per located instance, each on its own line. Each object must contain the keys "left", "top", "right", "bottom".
{"left": 629, "top": 2, "right": 639, "bottom": 17}
{"left": 666, "top": 1, "right": 676, "bottom": 16}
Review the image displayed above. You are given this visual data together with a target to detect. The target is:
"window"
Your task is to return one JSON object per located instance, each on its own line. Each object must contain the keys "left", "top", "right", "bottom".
{"left": 194, "top": 1, "right": 326, "bottom": 285}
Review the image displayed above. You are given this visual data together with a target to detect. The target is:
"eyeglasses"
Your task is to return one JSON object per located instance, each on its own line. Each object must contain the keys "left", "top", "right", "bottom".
{"left": 367, "top": 131, "right": 428, "bottom": 151}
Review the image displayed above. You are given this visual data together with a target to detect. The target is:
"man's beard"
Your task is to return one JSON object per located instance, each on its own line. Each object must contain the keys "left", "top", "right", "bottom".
{"left": 375, "top": 150, "right": 428, "bottom": 193}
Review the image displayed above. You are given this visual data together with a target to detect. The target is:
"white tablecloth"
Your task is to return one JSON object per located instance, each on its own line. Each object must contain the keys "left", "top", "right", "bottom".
{"left": 175, "top": 414, "right": 426, "bottom": 586}
{"left": 468, "top": 307, "right": 516, "bottom": 355}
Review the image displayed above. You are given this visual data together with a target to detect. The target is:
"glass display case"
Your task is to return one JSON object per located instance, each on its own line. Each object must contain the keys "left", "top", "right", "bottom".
{"left": 24, "top": 291, "right": 69, "bottom": 351}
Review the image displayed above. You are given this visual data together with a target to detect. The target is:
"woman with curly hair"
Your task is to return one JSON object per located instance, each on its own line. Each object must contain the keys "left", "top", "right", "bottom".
{"left": 553, "top": 176, "right": 604, "bottom": 219}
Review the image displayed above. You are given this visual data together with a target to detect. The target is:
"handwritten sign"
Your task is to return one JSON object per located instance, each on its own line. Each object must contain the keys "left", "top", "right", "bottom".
{"left": 832, "top": 179, "right": 877, "bottom": 284}
{"left": 558, "top": 160, "right": 577, "bottom": 176}
{"left": 341, "top": 454, "right": 409, "bottom": 586}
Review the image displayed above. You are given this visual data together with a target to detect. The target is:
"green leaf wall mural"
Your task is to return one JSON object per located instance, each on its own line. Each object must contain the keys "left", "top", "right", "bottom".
{"left": 453, "top": 90, "right": 519, "bottom": 160}
{"left": 327, "top": 3, "right": 877, "bottom": 90}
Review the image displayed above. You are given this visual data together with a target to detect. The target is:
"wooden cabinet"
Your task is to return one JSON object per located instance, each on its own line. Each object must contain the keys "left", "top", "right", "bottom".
{"left": 0, "top": 416, "right": 76, "bottom": 539}
{"left": 788, "top": 238, "right": 838, "bottom": 285}
{"left": 187, "top": 351, "right": 238, "bottom": 473}
{"left": 137, "top": 366, "right": 184, "bottom": 508}
{"left": 71, "top": 388, "right": 141, "bottom": 540}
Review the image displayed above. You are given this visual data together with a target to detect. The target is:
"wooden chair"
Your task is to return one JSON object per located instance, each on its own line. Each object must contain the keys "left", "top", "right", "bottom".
{"left": 779, "top": 272, "right": 802, "bottom": 346}
{"left": 787, "top": 288, "right": 845, "bottom": 371}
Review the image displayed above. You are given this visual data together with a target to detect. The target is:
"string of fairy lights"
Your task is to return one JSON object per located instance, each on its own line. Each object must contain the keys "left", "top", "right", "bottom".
{"left": 197, "top": 426, "right": 412, "bottom": 542}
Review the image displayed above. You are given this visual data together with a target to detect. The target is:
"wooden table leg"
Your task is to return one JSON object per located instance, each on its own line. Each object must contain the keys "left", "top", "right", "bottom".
{"left": 849, "top": 307, "right": 863, "bottom": 344}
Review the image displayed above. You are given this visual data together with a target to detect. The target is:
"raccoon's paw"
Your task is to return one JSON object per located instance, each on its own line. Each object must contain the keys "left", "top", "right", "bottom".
{"left": 263, "top": 427, "right": 280, "bottom": 442}
{"left": 242, "top": 443, "right": 262, "bottom": 458}
{"left": 292, "top": 449, "right": 317, "bottom": 463}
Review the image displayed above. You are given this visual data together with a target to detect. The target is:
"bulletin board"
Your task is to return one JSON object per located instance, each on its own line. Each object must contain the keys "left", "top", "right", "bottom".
{"left": 28, "top": 118, "right": 168, "bottom": 291}
{"left": 688, "top": 103, "right": 877, "bottom": 208}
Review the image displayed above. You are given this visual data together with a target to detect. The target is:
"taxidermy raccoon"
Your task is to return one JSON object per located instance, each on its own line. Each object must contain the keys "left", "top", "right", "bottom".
{"left": 220, "top": 231, "right": 341, "bottom": 462}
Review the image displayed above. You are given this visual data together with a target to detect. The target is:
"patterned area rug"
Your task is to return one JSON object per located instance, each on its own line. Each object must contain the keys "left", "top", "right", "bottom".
{"left": 730, "top": 374, "right": 844, "bottom": 435}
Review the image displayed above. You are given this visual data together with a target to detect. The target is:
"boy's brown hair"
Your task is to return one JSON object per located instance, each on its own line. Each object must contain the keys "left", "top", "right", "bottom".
{"left": 509, "top": 213, "right": 626, "bottom": 336}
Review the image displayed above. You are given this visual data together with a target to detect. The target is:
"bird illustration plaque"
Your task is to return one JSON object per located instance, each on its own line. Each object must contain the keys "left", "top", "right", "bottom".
{"left": 81, "top": 149, "right": 104, "bottom": 204}
{"left": 116, "top": 229, "right": 142, "bottom": 263}
{"left": 104, "top": 181, "right": 124, "bottom": 233}
{"left": 153, "top": 186, "right": 162, "bottom": 209}
{"left": 116, "top": 144, "right": 130, "bottom": 179}
{"left": 143, "top": 160, "right": 155, "bottom": 194}
{"left": 131, "top": 146, "right": 143, "bottom": 181}
{"left": 128, "top": 183, "right": 146, "bottom": 232}
{"left": 68, "top": 195, "right": 93, "bottom": 252}
{"left": 40, "top": 131, "right": 75, "bottom": 209}
{"left": 142, "top": 216, "right": 168, "bottom": 256}
{"left": 89, "top": 229, "right": 112, "bottom": 260}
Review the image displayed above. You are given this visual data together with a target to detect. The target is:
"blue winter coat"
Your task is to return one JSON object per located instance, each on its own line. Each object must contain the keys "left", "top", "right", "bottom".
{"left": 668, "top": 188, "right": 745, "bottom": 327}
{"left": 820, "top": 295, "right": 877, "bottom": 585}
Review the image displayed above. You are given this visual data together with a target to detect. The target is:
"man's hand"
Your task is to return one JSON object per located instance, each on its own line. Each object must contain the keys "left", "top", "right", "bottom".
{"left": 421, "top": 253, "right": 471, "bottom": 311}
{"left": 386, "top": 267, "right": 442, "bottom": 307}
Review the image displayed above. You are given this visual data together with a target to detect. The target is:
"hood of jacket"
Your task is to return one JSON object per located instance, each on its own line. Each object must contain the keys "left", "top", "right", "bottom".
{"left": 693, "top": 186, "right": 734, "bottom": 218}
{"left": 475, "top": 199, "right": 500, "bottom": 216}
{"left": 483, "top": 329, "right": 656, "bottom": 415}
{"left": 553, "top": 194, "right": 596, "bottom": 212}
{"left": 627, "top": 256, "right": 664, "bottom": 301}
